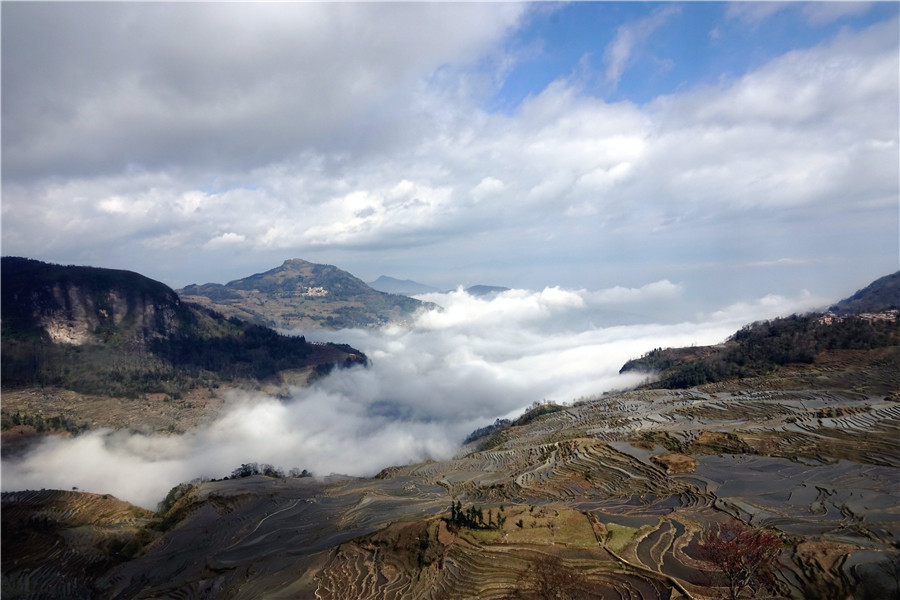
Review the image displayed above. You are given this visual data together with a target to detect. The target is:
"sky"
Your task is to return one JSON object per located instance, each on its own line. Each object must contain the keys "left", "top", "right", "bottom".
{"left": 2, "top": 1, "right": 898, "bottom": 312}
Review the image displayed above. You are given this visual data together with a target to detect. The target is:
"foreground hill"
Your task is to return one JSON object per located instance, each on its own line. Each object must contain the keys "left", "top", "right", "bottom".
{"left": 1, "top": 257, "right": 366, "bottom": 440}
{"left": 179, "top": 258, "right": 431, "bottom": 330}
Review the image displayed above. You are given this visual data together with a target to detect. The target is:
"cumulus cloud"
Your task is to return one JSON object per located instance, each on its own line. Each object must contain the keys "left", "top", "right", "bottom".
{"left": 583, "top": 280, "right": 682, "bottom": 304}
{"left": 725, "top": 2, "right": 792, "bottom": 26}
{"left": 204, "top": 232, "right": 247, "bottom": 250}
{"left": 1, "top": 284, "right": 822, "bottom": 509}
{"left": 802, "top": 2, "right": 877, "bottom": 26}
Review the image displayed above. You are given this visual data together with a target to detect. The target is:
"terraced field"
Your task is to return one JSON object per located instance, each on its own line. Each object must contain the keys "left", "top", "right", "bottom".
{"left": 3, "top": 347, "right": 899, "bottom": 599}
{"left": 1, "top": 490, "right": 156, "bottom": 599}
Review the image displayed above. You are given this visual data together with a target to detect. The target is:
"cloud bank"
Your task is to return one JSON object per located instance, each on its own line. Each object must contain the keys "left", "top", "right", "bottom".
{"left": 1, "top": 284, "right": 826, "bottom": 509}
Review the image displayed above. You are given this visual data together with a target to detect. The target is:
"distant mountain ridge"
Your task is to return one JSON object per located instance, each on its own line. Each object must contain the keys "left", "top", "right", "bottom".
{"left": 368, "top": 275, "right": 440, "bottom": 296}
{"left": 464, "top": 285, "right": 510, "bottom": 297}
{"left": 368, "top": 276, "right": 513, "bottom": 298}
{"left": 180, "top": 259, "right": 431, "bottom": 330}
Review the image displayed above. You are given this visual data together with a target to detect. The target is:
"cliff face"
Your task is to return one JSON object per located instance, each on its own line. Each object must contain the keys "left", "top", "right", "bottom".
{"left": 2, "top": 257, "right": 186, "bottom": 348}
{"left": 38, "top": 282, "right": 180, "bottom": 346}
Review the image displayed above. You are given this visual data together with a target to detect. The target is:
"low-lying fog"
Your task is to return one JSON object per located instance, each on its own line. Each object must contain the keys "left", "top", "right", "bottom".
{"left": 2, "top": 282, "right": 825, "bottom": 509}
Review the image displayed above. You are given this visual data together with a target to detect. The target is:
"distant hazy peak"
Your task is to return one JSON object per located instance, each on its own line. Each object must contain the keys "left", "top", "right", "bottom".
{"left": 368, "top": 275, "right": 440, "bottom": 295}
{"left": 465, "top": 285, "right": 510, "bottom": 297}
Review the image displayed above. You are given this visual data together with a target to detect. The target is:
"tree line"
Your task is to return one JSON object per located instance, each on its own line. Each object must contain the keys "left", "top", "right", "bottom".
{"left": 447, "top": 500, "right": 507, "bottom": 531}
{"left": 224, "top": 462, "right": 311, "bottom": 480}
{"left": 0, "top": 409, "right": 89, "bottom": 435}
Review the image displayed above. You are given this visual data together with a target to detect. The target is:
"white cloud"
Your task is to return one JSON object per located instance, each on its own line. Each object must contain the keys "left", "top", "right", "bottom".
{"left": 603, "top": 5, "right": 681, "bottom": 88}
{"left": 746, "top": 257, "right": 819, "bottom": 268}
{"left": 584, "top": 280, "right": 682, "bottom": 304}
{"left": 725, "top": 2, "right": 791, "bottom": 26}
{"left": 204, "top": 232, "right": 247, "bottom": 250}
{"left": 2, "top": 3, "right": 528, "bottom": 182}
{"left": 703, "top": 290, "right": 827, "bottom": 324}
{"left": 802, "top": 2, "right": 876, "bottom": 26}
{"left": 2, "top": 283, "right": 818, "bottom": 508}
{"left": 471, "top": 177, "right": 506, "bottom": 203}
{"left": 727, "top": 2, "right": 876, "bottom": 27}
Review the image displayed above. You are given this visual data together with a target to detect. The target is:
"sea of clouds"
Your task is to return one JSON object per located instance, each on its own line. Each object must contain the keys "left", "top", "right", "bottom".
{"left": 1, "top": 282, "right": 826, "bottom": 509}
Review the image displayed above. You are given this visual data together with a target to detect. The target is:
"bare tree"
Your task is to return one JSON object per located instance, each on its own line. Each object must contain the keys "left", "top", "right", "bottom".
{"left": 699, "top": 521, "right": 783, "bottom": 600}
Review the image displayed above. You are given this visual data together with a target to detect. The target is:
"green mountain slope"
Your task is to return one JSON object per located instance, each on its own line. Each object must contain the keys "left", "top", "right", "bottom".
{"left": 829, "top": 271, "right": 900, "bottom": 314}
{"left": 180, "top": 258, "right": 431, "bottom": 330}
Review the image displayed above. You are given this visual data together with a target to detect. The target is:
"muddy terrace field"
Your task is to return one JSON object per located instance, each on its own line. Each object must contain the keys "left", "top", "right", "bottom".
{"left": 3, "top": 346, "right": 900, "bottom": 599}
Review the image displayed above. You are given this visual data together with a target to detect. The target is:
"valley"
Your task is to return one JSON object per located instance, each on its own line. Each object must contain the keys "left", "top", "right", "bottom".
{"left": 2, "top": 263, "right": 898, "bottom": 599}
{"left": 0, "top": 258, "right": 368, "bottom": 454}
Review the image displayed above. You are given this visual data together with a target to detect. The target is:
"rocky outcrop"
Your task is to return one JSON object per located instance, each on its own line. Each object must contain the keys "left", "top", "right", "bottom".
{"left": 40, "top": 283, "right": 180, "bottom": 346}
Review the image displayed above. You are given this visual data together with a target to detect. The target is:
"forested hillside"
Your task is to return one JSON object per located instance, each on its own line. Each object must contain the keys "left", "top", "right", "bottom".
{"left": 621, "top": 312, "right": 898, "bottom": 388}
{"left": 1, "top": 257, "right": 366, "bottom": 399}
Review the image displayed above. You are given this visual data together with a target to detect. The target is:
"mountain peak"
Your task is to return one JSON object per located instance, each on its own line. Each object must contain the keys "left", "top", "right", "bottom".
{"left": 282, "top": 258, "right": 312, "bottom": 268}
{"left": 180, "top": 259, "right": 430, "bottom": 329}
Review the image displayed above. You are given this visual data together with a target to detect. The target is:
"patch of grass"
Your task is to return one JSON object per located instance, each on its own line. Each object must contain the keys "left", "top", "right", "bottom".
{"left": 630, "top": 431, "right": 684, "bottom": 452}
{"left": 461, "top": 505, "right": 597, "bottom": 548}
{"left": 604, "top": 523, "right": 641, "bottom": 553}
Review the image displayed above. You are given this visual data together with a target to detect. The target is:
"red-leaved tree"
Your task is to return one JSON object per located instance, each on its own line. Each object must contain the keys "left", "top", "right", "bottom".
{"left": 699, "top": 521, "right": 783, "bottom": 600}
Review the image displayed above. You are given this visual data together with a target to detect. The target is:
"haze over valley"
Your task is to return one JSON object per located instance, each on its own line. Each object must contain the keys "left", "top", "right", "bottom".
{"left": 1, "top": 258, "right": 832, "bottom": 509}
